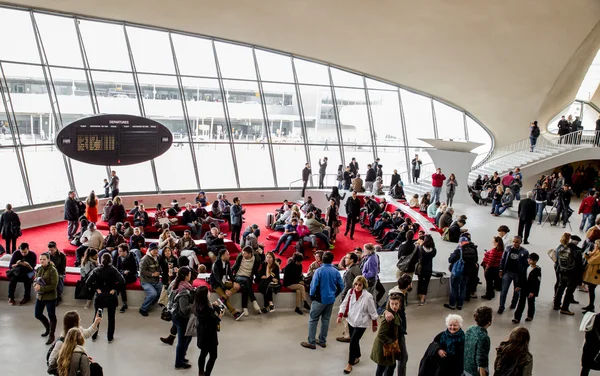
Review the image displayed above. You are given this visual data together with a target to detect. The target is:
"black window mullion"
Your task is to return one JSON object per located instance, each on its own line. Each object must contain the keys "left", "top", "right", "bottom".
{"left": 327, "top": 66, "right": 346, "bottom": 169}
{"left": 290, "top": 57, "right": 312, "bottom": 179}
{"left": 397, "top": 89, "right": 411, "bottom": 182}
{"left": 363, "top": 76, "right": 378, "bottom": 160}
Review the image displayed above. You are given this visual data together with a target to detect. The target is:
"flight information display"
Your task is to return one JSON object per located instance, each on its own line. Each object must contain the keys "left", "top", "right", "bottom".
{"left": 56, "top": 114, "right": 172, "bottom": 166}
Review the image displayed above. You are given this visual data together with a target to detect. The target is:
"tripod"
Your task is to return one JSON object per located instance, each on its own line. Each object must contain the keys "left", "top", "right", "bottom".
{"left": 542, "top": 198, "right": 572, "bottom": 231}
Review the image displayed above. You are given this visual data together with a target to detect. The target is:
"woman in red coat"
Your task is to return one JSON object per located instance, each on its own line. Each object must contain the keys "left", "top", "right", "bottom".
{"left": 85, "top": 191, "right": 99, "bottom": 223}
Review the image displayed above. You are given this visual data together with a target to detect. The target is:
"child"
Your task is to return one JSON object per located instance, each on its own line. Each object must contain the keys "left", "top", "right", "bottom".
{"left": 512, "top": 252, "right": 541, "bottom": 323}
{"left": 129, "top": 200, "right": 140, "bottom": 215}
{"left": 409, "top": 194, "right": 419, "bottom": 208}
{"left": 103, "top": 179, "right": 109, "bottom": 198}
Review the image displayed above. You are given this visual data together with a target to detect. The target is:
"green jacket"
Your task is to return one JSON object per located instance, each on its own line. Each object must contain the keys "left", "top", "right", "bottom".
{"left": 370, "top": 311, "right": 402, "bottom": 366}
{"left": 35, "top": 264, "right": 59, "bottom": 301}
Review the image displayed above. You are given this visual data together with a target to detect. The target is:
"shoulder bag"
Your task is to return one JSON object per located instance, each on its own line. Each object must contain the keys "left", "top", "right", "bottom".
{"left": 74, "top": 271, "right": 91, "bottom": 300}
{"left": 396, "top": 246, "right": 417, "bottom": 272}
{"left": 414, "top": 246, "right": 424, "bottom": 276}
{"left": 185, "top": 312, "right": 198, "bottom": 337}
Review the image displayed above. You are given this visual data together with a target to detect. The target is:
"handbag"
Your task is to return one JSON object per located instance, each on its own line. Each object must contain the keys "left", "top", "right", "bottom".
{"left": 185, "top": 313, "right": 198, "bottom": 337}
{"left": 414, "top": 246, "right": 424, "bottom": 276}
{"left": 74, "top": 272, "right": 90, "bottom": 300}
{"left": 396, "top": 247, "right": 417, "bottom": 272}
{"left": 382, "top": 340, "right": 401, "bottom": 357}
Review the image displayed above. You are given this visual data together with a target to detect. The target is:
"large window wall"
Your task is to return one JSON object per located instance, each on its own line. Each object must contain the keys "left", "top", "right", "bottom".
{"left": 0, "top": 6, "right": 493, "bottom": 207}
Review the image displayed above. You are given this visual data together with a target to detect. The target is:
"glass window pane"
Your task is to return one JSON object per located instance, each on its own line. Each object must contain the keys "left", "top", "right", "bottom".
{"left": 182, "top": 77, "right": 227, "bottom": 141}
{"left": 335, "top": 88, "right": 371, "bottom": 145}
{"left": 214, "top": 42, "right": 256, "bottom": 80}
{"left": 171, "top": 34, "right": 217, "bottom": 77}
{"left": 331, "top": 68, "right": 363, "bottom": 88}
{"left": 79, "top": 20, "right": 131, "bottom": 71}
{"left": 376, "top": 147, "right": 409, "bottom": 186}
{"left": 308, "top": 144, "right": 342, "bottom": 189}
{"left": 224, "top": 80, "right": 267, "bottom": 141}
{"left": 71, "top": 160, "right": 107, "bottom": 199}
{"left": 195, "top": 143, "right": 237, "bottom": 189}
{"left": 272, "top": 144, "right": 308, "bottom": 187}
{"left": 300, "top": 85, "right": 338, "bottom": 144}
{"left": 112, "top": 162, "right": 155, "bottom": 193}
{"left": 92, "top": 71, "right": 140, "bottom": 115}
{"left": 0, "top": 147, "right": 28, "bottom": 207}
{"left": 3, "top": 63, "right": 53, "bottom": 145}
{"left": 34, "top": 13, "right": 82, "bottom": 68}
{"left": 51, "top": 67, "right": 94, "bottom": 124}
{"left": 401, "top": 89, "right": 434, "bottom": 147}
{"left": 434, "top": 100, "right": 465, "bottom": 140}
{"left": 294, "top": 58, "right": 329, "bottom": 85}
{"left": 466, "top": 117, "right": 493, "bottom": 166}
{"left": 369, "top": 90, "right": 403, "bottom": 146}
{"left": 407, "top": 147, "right": 433, "bottom": 166}
{"left": 126, "top": 27, "right": 175, "bottom": 74}
{"left": 235, "top": 143, "right": 273, "bottom": 187}
{"left": 256, "top": 50, "right": 293, "bottom": 83}
{"left": 262, "top": 83, "right": 301, "bottom": 143}
{"left": 154, "top": 145, "right": 197, "bottom": 191}
{"left": 138, "top": 74, "right": 185, "bottom": 134}
{"left": 0, "top": 8, "right": 39, "bottom": 64}
{"left": 366, "top": 78, "right": 396, "bottom": 91}
{"left": 22, "top": 146, "right": 70, "bottom": 203}
{"left": 582, "top": 103, "right": 599, "bottom": 131}
{"left": 547, "top": 102, "right": 581, "bottom": 133}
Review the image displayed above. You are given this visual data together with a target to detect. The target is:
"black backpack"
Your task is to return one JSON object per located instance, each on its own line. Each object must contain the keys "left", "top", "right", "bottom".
{"left": 557, "top": 245, "right": 575, "bottom": 272}
{"left": 531, "top": 126, "right": 540, "bottom": 137}
{"left": 46, "top": 336, "right": 65, "bottom": 365}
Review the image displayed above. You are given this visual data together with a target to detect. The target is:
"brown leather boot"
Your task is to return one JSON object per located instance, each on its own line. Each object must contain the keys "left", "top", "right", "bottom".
{"left": 160, "top": 334, "right": 175, "bottom": 345}
{"left": 46, "top": 321, "right": 56, "bottom": 345}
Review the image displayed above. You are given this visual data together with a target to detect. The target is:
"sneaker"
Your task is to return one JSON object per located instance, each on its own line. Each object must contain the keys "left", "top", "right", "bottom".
{"left": 336, "top": 336, "right": 351, "bottom": 343}
{"left": 243, "top": 308, "right": 249, "bottom": 316}
{"left": 260, "top": 308, "right": 269, "bottom": 314}
{"left": 175, "top": 364, "right": 192, "bottom": 370}
{"left": 252, "top": 300, "right": 262, "bottom": 313}
{"left": 234, "top": 311, "right": 245, "bottom": 321}
{"left": 295, "top": 307, "right": 304, "bottom": 315}
{"left": 216, "top": 297, "right": 227, "bottom": 310}
{"left": 560, "top": 310, "right": 575, "bottom": 316}
{"left": 300, "top": 342, "right": 316, "bottom": 350}
{"left": 8, "top": 298, "right": 15, "bottom": 306}
{"left": 120, "top": 304, "right": 128, "bottom": 313}
{"left": 443, "top": 304, "right": 456, "bottom": 310}
{"left": 84, "top": 300, "right": 92, "bottom": 310}
{"left": 139, "top": 309, "right": 149, "bottom": 317}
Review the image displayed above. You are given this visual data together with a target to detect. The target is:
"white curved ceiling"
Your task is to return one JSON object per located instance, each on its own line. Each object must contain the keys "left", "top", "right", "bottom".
{"left": 6, "top": 0, "right": 600, "bottom": 147}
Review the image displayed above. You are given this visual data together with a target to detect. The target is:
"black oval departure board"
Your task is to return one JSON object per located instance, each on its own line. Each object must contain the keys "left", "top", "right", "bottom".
{"left": 56, "top": 114, "right": 173, "bottom": 166}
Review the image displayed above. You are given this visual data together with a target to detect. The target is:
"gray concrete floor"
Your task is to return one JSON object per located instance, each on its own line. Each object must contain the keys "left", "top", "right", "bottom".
{"left": 0, "top": 198, "right": 591, "bottom": 375}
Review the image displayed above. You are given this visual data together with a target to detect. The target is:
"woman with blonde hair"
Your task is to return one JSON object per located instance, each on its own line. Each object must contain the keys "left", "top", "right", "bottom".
{"left": 337, "top": 275, "right": 378, "bottom": 374}
{"left": 493, "top": 327, "right": 533, "bottom": 375}
{"left": 57, "top": 328, "right": 89, "bottom": 376}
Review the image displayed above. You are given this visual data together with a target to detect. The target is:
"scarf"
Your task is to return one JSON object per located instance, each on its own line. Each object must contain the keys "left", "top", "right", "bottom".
{"left": 174, "top": 280, "right": 193, "bottom": 293}
{"left": 439, "top": 328, "right": 465, "bottom": 355}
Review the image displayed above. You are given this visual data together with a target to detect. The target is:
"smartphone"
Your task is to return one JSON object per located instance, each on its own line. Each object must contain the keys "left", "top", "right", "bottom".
{"left": 97, "top": 308, "right": 103, "bottom": 318}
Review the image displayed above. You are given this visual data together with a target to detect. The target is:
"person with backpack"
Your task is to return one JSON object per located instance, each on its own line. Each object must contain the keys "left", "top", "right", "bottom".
{"left": 583, "top": 240, "right": 600, "bottom": 313}
{"left": 498, "top": 236, "right": 529, "bottom": 314}
{"left": 553, "top": 233, "right": 583, "bottom": 315}
{"left": 444, "top": 236, "right": 479, "bottom": 311}
{"left": 168, "top": 267, "right": 195, "bottom": 370}
{"left": 529, "top": 121, "right": 540, "bottom": 152}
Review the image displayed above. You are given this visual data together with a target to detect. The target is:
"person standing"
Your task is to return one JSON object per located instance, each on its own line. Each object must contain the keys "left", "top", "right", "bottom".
{"left": 47, "top": 241, "right": 66, "bottom": 305}
{"left": 446, "top": 174, "right": 458, "bottom": 207}
{"left": 481, "top": 236, "right": 504, "bottom": 300}
{"left": 33, "top": 252, "right": 59, "bottom": 345}
{"left": 318, "top": 157, "right": 328, "bottom": 189}
{"left": 371, "top": 294, "right": 403, "bottom": 376}
{"left": 109, "top": 170, "right": 120, "bottom": 199}
{"left": 383, "top": 275, "right": 412, "bottom": 376}
{"left": 194, "top": 286, "right": 224, "bottom": 376}
{"left": 595, "top": 114, "right": 600, "bottom": 147}
{"left": 301, "top": 251, "right": 344, "bottom": 350}
{"left": 336, "top": 275, "right": 378, "bottom": 374}
{"left": 64, "top": 192, "right": 79, "bottom": 241}
{"left": 512, "top": 253, "right": 541, "bottom": 323}
{"left": 85, "top": 191, "right": 98, "bottom": 224}
{"left": 581, "top": 312, "right": 600, "bottom": 375}
{"left": 498, "top": 236, "right": 529, "bottom": 314}
{"left": 86, "top": 253, "right": 124, "bottom": 342}
{"left": 168, "top": 267, "right": 194, "bottom": 370}
{"left": 337, "top": 252, "right": 362, "bottom": 343}
{"left": 365, "top": 164, "right": 376, "bottom": 193}
{"left": 302, "top": 163, "right": 311, "bottom": 198}
{"left": 463, "top": 306, "right": 493, "bottom": 376}
{"left": 417, "top": 235, "right": 437, "bottom": 306}
{"left": 493, "top": 327, "right": 533, "bottom": 375}
{"left": 582, "top": 240, "right": 600, "bottom": 314}
{"left": 345, "top": 191, "right": 361, "bottom": 240}
{"left": 0, "top": 203, "right": 20, "bottom": 254}
{"left": 529, "top": 121, "right": 540, "bottom": 152}
{"left": 579, "top": 192, "right": 597, "bottom": 232}
{"left": 431, "top": 168, "right": 446, "bottom": 204}
{"left": 412, "top": 155, "right": 422, "bottom": 184}
{"left": 418, "top": 314, "right": 465, "bottom": 376}
{"left": 390, "top": 169, "right": 401, "bottom": 192}
{"left": 349, "top": 157, "right": 359, "bottom": 178}
{"left": 229, "top": 196, "right": 245, "bottom": 245}
{"left": 444, "top": 236, "right": 479, "bottom": 310}
{"left": 517, "top": 191, "right": 537, "bottom": 244}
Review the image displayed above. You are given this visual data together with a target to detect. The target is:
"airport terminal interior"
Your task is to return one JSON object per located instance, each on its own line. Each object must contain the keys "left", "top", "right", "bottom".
{"left": 1, "top": 1, "right": 600, "bottom": 375}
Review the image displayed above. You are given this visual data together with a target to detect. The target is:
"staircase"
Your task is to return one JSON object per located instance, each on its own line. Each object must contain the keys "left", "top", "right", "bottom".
{"left": 401, "top": 131, "right": 599, "bottom": 197}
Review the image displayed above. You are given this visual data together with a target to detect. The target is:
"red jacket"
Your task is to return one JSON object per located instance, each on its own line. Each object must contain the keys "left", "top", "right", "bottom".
{"left": 579, "top": 196, "right": 596, "bottom": 215}
{"left": 431, "top": 173, "right": 446, "bottom": 188}
{"left": 482, "top": 247, "right": 503, "bottom": 268}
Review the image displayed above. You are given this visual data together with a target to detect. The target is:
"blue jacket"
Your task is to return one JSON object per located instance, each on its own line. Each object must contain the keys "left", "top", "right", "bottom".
{"left": 230, "top": 204, "right": 244, "bottom": 226}
{"left": 361, "top": 253, "right": 379, "bottom": 280}
{"left": 309, "top": 264, "right": 344, "bottom": 305}
{"left": 499, "top": 245, "right": 529, "bottom": 274}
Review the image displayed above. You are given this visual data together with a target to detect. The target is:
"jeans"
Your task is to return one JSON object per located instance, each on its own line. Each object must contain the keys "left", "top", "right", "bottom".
{"left": 67, "top": 221, "right": 79, "bottom": 238}
{"left": 172, "top": 315, "right": 193, "bottom": 367}
{"left": 235, "top": 276, "right": 256, "bottom": 308}
{"left": 499, "top": 272, "right": 520, "bottom": 310}
{"left": 34, "top": 299, "right": 57, "bottom": 332}
{"left": 274, "top": 234, "right": 295, "bottom": 254}
{"left": 397, "top": 335, "right": 408, "bottom": 376}
{"left": 337, "top": 181, "right": 343, "bottom": 190}
{"left": 319, "top": 173, "right": 325, "bottom": 189}
{"left": 187, "top": 222, "right": 202, "bottom": 238}
{"left": 495, "top": 205, "right": 510, "bottom": 216}
{"left": 431, "top": 187, "right": 442, "bottom": 204}
{"left": 313, "top": 232, "right": 330, "bottom": 248}
{"left": 491, "top": 199, "right": 500, "bottom": 214}
{"left": 347, "top": 325, "right": 366, "bottom": 364}
{"left": 449, "top": 275, "right": 468, "bottom": 308}
{"left": 140, "top": 281, "right": 163, "bottom": 312}
{"left": 446, "top": 192, "right": 455, "bottom": 207}
{"left": 581, "top": 213, "right": 594, "bottom": 231}
{"left": 365, "top": 181, "right": 374, "bottom": 193}
{"left": 131, "top": 249, "right": 143, "bottom": 264}
{"left": 529, "top": 136, "right": 537, "bottom": 151}
{"left": 536, "top": 202, "right": 545, "bottom": 224}
{"left": 57, "top": 276, "right": 65, "bottom": 298}
{"left": 307, "top": 301, "right": 333, "bottom": 345}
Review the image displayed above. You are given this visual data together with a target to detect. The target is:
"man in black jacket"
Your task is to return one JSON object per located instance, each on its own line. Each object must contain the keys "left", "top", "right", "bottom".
{"left": 47, "top": 241, "right": 66, "bottom": 305}
{"left": 552, "top": 184, "right": 575, "bottom": 227}
{"left": 318, "top": 157, "right": 328, "bottom": 189}
{"left": 344, "top": 191, "right": 361, "bottom": 240}
{"left": 512, "top": 253, "right": 541, "bottom": 323}
{"left": 212, "top": 249, "right": 244, "bottom": 320}
{"left": 115, "top": 243, "right": 138, "bottom": 313}
{"left": 64, "top": 191, "right": 80, "bottom": 240}
{"left": 517, "top": 191, "right": 537, "bottom": 244}
{"left": 302, "top": 163, "right": 311, "bottom": 197}
{"left": 364, "top": 164, "right": 376, "bottom": 193}
{"left": 444, "top": 236, "right": 479, "bottom": 310}
{"left": 349, "top": 157, "right": 359, "bottom": 177}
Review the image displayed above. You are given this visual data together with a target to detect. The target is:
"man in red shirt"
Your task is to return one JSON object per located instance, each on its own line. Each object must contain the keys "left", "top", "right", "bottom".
{"left": 431, "top": 168, "right": 446, "bottom": 204}
{"left": 579, "top": 192, "right": 598, "bottom": 231}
